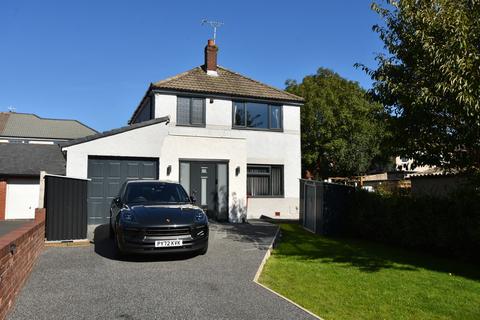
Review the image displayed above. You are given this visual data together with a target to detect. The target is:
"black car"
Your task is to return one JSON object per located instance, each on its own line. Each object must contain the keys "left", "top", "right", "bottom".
{"left": 109, "top": 180, "right": 209, "bottom": 255}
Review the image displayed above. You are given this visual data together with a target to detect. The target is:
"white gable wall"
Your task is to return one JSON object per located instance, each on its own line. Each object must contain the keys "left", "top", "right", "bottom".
{"left": 64, "top": 123, "right": 169, "bottom": 178}
{"left": 153, "top": 93, "right": 300, "bottom": 219}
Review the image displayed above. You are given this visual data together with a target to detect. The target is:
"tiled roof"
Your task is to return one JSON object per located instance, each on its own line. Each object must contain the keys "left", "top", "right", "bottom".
{"left": 0, "top": 113, "right": 97, "bottom": 140}
{"left": 0, "top": 143, "right": 65, "bottom": 176}
{"left": 407, "top": 168, "right": 458, "bottom": 178}
{"left": 151, "top": 66, "right": 304, "bottom": 103}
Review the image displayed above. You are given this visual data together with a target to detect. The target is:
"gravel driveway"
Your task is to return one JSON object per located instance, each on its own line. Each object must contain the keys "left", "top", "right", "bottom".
{"left": 8, "top": 220, "right": 316, "bottom": 320}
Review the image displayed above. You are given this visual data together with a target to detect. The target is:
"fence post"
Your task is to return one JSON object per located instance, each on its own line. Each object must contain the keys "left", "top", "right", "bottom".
{"left": 38, "top": 171, "right": 47, "bottom": 209}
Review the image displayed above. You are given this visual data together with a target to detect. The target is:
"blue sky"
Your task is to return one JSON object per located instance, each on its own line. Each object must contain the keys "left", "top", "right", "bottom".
{"left": 0, "top": 0, "right": 384, "bottom": 131}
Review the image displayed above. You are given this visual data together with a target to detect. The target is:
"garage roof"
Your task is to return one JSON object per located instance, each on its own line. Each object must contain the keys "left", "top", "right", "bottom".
{"left": 61, "top": 116, "right": 170, "bottom": 148}
{"left": 0, "top": 143, "right": 65, "bottom": 177}
{"left": 0, "top": 112, "right": 97, "bottom": 140}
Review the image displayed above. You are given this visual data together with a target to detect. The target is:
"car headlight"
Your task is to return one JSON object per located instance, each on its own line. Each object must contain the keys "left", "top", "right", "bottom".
{"left": 194, "top": 211, "right": 207, "bottom": 223}
{"left": 121, "top": 211, "right": 136, "bottom": 223}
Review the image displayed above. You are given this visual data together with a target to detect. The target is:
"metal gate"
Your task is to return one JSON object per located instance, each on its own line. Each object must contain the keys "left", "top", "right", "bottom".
{"left": 45, "top": 175, "right": 88, "bottom": 241}
{"left": 300, "top": 179, "right": 354, "bottom": 235}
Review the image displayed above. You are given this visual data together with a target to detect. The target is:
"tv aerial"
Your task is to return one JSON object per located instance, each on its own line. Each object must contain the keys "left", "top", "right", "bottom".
{"left": 201, "top": 19, "right": 224, "bottom": 43}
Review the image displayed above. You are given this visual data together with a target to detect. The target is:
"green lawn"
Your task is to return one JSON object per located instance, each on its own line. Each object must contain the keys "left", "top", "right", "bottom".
{"left": 259, "top": 223, "right": 480, "bottom": 320}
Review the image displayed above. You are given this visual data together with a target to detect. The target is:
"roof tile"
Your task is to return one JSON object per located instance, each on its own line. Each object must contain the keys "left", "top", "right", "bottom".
{"left": 0, "top": 143, "right": 65, "bottom": 176}
{"left": 151, "top": 66, "right": 304, "bottom": 103}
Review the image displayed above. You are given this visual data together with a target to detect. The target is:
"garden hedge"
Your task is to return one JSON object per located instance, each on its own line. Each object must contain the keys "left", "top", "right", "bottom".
{"left": 343, "top": 187, "right": 480, "bottom": 262}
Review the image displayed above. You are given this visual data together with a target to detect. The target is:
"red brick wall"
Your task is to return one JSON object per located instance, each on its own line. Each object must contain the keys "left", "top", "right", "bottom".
{"left": 204, "top": 39, "right": 218, "bottom": 72}
{"left": 0, "top": 181, "right": 6, "bottom": 221}
{"left": 0, "top": 208, "right": 45, "bottom": 320}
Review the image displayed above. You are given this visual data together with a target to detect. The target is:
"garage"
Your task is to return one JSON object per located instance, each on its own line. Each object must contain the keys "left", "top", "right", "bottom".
{"left": 87, "top": 156, "right": 158, "bottom": 224}
{"left": 5, "top": 178, "right": 40, "bottom": 220}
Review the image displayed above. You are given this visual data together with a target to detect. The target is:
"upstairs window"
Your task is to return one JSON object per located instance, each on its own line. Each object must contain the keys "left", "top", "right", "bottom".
{"left": 233, "top": 102, "right": 282, "bottom": 130}
{"left": 247, "top": 165, "right": 284, "bottom": 197}
{"left": 177, "top": 97, "right": 205, "bottom": 126}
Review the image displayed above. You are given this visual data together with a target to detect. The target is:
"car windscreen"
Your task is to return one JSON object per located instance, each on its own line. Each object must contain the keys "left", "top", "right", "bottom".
{"left": 124, "top": 182, "right": 190, "bottom": 204}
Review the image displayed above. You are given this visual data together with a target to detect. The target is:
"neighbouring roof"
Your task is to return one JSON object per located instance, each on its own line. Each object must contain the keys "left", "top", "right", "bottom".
{"left": 61, "top": 116, "right": 170, "bottom": 148}
{"left": 0, "top": 143, "right": 65, "bottom": 177}
{"left": 0, "top": 112, "right": 97, "bottom": 140}
{"left": 407, "top": 168, "right": 459, "bottom": 178}
{"left": 151, "top": 66, "right": 304, "bottom": 103}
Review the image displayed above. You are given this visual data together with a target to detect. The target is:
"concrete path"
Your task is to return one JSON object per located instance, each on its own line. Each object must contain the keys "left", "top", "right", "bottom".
{"left": 8, "top": 221, "right": 316, "bottom": 320}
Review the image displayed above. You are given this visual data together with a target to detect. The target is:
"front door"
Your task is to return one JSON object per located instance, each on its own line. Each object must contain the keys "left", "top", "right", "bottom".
{"left": 179, "top": 161, "right": 228, "bottom": 221}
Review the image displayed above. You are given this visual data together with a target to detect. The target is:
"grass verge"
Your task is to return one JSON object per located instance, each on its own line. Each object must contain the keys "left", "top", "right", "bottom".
{"left": 258, "top": 223, "right": 480, "bottom": 320}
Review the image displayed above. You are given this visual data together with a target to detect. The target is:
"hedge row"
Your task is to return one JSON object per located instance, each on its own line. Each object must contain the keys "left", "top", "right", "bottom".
{"left": 343, "top": 187, "right": 480, "bottom": 262}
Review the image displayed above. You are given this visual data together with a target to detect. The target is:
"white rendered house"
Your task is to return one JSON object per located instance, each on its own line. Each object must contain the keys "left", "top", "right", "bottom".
{"left": 62, "top": 40, "right": 303, "bottom": 223}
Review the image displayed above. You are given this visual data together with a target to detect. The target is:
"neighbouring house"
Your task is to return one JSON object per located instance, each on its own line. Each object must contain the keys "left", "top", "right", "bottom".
{"left": 0, "top": 112, "right": 97, "bottom": 220}
{"left": 358, "top": 157, "right": 433, "bottom": 192}
{"left": 360, "top": 171, "right": 412, "bottom": 192}
{"left": 408, "top": 169, "right": 467, "bottom": 197}
{"left": 61, "top": 39, "right": 304, "bottom": 224}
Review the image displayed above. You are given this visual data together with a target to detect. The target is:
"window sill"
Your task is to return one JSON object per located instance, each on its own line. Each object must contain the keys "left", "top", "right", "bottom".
{"left": 176, "top": 124, "right": 206, "bottom": 128}
{"left": 231, "top": 126, "right": 284, "bottom": 133}
{"left": 248, "top": 195, "right": 285, "bottom": 199}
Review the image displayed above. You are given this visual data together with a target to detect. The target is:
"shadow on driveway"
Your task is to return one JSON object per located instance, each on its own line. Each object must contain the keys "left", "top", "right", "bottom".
{"left": 212, "top": 219, "right": 278, "bottom": 250}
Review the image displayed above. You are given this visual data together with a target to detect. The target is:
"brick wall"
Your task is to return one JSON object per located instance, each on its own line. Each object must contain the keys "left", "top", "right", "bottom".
{"left": 0, "top": 181, "right": 6, "bottom": 221}
{"left": 0, "top": 208, "right": 45, "bottom": 320}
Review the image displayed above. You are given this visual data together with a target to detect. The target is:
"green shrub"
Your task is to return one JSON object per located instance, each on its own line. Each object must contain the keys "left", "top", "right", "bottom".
{"left": 344, "top": 186, "right": 480, "bottom": 262}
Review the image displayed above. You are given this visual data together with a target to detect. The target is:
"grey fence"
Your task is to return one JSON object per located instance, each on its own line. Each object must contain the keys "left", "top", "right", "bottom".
{"left": 299, "top": 179, "right": 354, "bottom": 236}
{"left": 45, "top": 175, "right": 88, "bottom": 241}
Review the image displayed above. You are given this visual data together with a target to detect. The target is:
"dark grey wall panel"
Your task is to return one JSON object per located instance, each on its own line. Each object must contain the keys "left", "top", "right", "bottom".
{"left": 45, "top": 176, "right": 88, "bottom": 241}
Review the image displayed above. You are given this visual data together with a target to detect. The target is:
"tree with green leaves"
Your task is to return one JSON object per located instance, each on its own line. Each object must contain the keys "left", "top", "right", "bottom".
{"left": 286, "top": 68, "right": 388, "bottom": 179}
{"left": 360, "top": 0, "right": 480, "bottom": 172}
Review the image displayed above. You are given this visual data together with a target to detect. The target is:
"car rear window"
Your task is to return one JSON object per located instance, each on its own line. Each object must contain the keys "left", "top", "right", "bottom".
{"left": 125, "top": 182, "right": 190, "bottom": 204}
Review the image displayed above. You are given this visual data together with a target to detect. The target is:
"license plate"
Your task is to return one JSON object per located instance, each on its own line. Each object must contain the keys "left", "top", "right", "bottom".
{"left": 155, "top": 240, "right": 183, "bottom": 248}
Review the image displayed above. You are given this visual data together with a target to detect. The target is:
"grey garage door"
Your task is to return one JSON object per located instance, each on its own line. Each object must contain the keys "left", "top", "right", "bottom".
{"left": 87, "top": 157, "right": 158, "bottom": 225}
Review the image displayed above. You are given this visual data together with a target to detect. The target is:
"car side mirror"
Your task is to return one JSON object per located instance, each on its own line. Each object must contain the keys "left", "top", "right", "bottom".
{"left": 190, "top": 195, "right": 197, "bottom": 204}
{"left": 114, "top": 197, "right": 121, "bottom": 206}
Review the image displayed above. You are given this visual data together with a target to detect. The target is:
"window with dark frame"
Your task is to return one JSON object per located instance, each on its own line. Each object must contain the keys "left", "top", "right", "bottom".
{"left": 247, "top": 165, "right": 284, "bottom": 197}
{"left": 177, "top": 97, "right": 205, "bottom": 126}
{"left": 233, "top": 102, "right": 282, "bottom": 130}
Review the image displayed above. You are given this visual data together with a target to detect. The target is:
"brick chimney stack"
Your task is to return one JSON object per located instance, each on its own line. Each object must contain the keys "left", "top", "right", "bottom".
{"left": 204, "top": 39, "right": 218, "bottom": 76}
